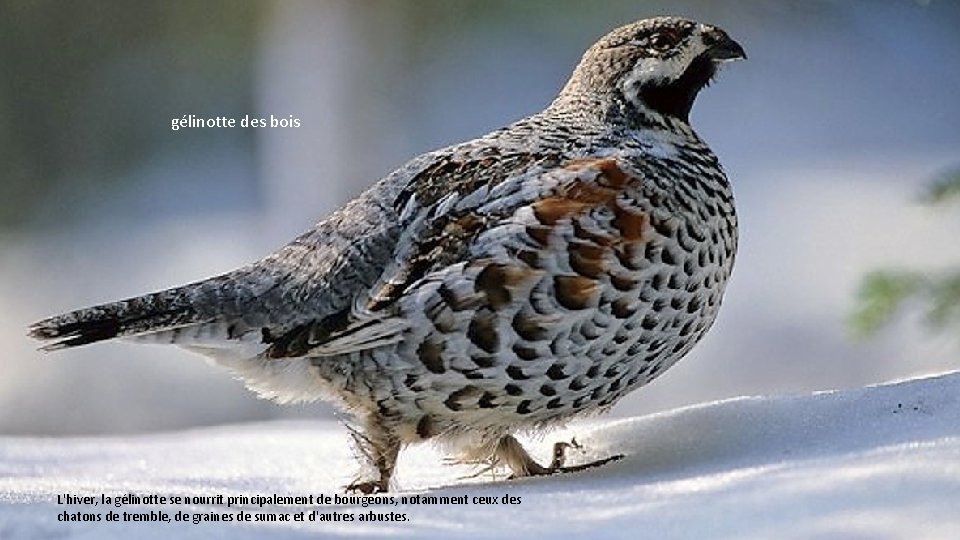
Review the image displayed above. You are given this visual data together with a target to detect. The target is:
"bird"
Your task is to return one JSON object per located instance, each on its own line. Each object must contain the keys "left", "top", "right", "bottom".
{"left": 29, "top": 16, "right": 745, "bottom": 493}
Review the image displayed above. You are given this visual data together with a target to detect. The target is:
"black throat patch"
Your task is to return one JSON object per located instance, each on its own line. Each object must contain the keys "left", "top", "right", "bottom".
{"left": 638, "top": 54, "right": 717, "bottom": 122}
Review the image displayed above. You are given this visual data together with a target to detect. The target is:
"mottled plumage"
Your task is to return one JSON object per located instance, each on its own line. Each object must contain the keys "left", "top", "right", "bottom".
{"left": 29, "top": 17, "right": 745, "bottom": 493}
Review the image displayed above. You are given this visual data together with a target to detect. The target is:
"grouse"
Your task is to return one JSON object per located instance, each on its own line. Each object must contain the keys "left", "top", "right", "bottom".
{"left": 30, "top": 16, "right": 745, "bottom": 493}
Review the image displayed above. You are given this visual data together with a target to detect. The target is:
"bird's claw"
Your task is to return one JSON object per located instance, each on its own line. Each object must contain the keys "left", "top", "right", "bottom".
{"left": 508, "top": 438, "right": 623, "bottom": 479}
{"left": 344, "top": 480, "right": 388, "bottom": 494}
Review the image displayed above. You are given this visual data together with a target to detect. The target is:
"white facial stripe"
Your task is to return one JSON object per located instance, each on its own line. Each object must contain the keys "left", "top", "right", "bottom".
{"left": 620, "top": 27, "right": 709, "bottom": 109}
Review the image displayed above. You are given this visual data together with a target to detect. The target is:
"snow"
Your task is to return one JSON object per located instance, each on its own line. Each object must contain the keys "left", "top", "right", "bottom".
{"left": 2, "top": 371, "right": 959, "bottom": 539}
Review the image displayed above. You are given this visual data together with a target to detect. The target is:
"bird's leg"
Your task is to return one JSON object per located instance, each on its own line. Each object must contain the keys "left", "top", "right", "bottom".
{"left": 344, "top": 417, "right": 400, "bottom": 494}
{"left": 494, "top": 435, "right": 623, "bottom": 479}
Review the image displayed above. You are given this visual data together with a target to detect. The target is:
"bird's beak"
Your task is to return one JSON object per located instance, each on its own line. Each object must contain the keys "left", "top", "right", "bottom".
{"left": 702, "top": 26, "right": 747, "bottom": 62}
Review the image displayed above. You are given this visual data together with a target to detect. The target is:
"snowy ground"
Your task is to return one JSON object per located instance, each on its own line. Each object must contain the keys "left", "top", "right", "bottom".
{"left": 2, "top": 371, "right": 958, "bottom": 539}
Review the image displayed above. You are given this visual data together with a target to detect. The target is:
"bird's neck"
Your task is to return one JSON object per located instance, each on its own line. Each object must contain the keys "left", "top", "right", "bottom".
{"left": 546, "top": 87, "right": 687, "bottom": 135}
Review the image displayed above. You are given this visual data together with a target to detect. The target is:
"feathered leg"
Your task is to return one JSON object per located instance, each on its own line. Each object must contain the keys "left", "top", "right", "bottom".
{"left": 344, "top": 414, "right": 401, "bottom": 494}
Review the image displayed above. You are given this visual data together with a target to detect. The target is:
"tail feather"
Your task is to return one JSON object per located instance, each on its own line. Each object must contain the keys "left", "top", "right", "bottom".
{"left": 29, "top": 289, "right": 207, "bottom": 352}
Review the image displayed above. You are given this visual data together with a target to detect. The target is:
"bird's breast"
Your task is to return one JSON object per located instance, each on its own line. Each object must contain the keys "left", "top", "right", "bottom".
{"left": 346, "top": 154, "right": 737, "bottom": 429}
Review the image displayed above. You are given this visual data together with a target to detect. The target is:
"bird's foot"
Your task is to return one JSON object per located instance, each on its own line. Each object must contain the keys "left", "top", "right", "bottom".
{"left": 495, "top": 435, "right": 623, "bottom": 480}
{"left": 528, "top": 452, "right": 624, "bottom": 477}
{"left": 514, "top": 440, "right": 623, "bottom": 478}
{"left": 344, "top": 478, "right": 389, "bottom": 494}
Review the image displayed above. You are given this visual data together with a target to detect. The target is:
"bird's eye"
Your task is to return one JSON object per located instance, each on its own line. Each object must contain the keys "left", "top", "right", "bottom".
{"left": 647, "top": 33, "right": 673, "bottom": 51}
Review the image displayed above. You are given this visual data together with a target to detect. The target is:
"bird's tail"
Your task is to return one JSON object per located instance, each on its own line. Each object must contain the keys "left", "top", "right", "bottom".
{"left": 28, "top": 278, "right": 228, "bottom": 352}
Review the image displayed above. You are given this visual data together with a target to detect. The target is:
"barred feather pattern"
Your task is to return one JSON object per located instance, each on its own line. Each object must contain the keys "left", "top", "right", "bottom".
{"left": 29, "top": 16, "right": 744, "bottom": 492}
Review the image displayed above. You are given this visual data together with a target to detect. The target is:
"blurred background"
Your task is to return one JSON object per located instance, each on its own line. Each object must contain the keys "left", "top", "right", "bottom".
{"left": 1, "top": 0, "right": 958, "bottom": 436}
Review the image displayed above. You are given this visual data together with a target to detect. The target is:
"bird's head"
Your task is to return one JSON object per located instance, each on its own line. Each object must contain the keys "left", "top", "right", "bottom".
{"left": 557, "top": 17, "right": 746, "bottom": 123}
